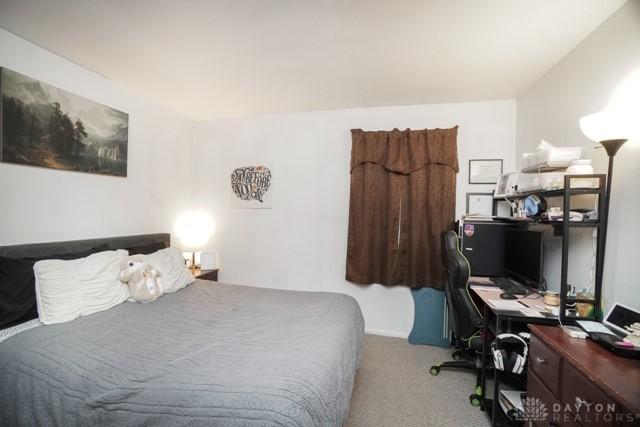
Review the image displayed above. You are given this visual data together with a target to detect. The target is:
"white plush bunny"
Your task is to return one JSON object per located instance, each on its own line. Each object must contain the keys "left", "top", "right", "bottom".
{"left": 118, "top": 256, "right": 164, "bottom": 303}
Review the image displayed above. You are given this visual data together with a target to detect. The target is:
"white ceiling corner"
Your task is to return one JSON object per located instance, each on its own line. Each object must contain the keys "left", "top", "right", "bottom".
{"left": 0, "top": 0, "right": 628, "bottom": 120}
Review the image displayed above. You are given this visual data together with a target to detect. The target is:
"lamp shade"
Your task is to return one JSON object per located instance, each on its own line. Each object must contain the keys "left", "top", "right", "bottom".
{"left": 579, "top": 110, "right": 633, "bottom": 142}
{"left": 174, "top": 211, "right": 214, "bottom": 249}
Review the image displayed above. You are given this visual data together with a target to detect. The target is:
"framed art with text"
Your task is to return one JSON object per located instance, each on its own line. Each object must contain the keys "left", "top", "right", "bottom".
{"left": 230, "top": 164, "right": 274, "bottom": 209}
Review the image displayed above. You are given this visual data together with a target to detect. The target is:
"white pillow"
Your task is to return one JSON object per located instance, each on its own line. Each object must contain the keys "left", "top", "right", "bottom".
{"left": 145, "top": 247, "right": 195, "bottom": 293}
{"left": 34, "top": 250, "right": 130, "bottom": 325}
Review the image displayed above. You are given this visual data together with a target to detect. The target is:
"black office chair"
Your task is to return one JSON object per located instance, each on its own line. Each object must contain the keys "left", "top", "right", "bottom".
{"left": 429, "top": 230, "right": 487, "bottom": 407}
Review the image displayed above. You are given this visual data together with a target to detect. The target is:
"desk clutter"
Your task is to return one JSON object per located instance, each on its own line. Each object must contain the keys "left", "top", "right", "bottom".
{"left": 468, "top": 283, "right": 640, "bottom": 426}
{"left": 494, "top": 140, "right": 594, "bottom": 199}
{"left": 489, "top": 140, "right": 602, "bottom": 226}
{"left": 461, "top": 195, "right": 604, "bottom": 324}
{"left": 441, "top": 115, "right": 639, "bottom": 425}
{"left": 481, "top": 138, "right": 611, "bottom": 326}
{"left": 431, "top": 228, "right": 640, "bottom": 426}
{"left": 470, "top": 281, "right": 560, "bottom": 317}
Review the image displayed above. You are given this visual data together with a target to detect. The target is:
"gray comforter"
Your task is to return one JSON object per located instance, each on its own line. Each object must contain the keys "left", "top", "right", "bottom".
{"left": 0, "top": 280, "right": 364, "bottom": 427}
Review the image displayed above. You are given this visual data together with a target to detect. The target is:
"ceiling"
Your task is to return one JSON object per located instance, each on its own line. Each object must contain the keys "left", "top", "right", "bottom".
{"left": 0, "top": 0, "right": 627, "bottom": 120}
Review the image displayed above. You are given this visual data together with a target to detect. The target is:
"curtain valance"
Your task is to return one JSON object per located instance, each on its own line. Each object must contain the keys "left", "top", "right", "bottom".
{"left": 350, "top": 127, "right": 459, "bottom": 175}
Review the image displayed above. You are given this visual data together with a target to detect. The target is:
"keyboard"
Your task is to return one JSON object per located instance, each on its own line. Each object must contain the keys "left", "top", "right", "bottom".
{"left": 491, "top": 277, "right": 529, "bottom": 296}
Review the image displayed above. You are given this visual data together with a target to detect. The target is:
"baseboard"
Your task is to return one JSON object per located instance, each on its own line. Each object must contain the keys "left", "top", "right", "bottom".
{"left": 364, "top": 328, "right": 409, "bottom": 339}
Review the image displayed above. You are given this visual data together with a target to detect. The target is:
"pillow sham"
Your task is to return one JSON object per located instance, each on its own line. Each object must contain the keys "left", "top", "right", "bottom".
{"left": 0, "top": 257, "right": 40, "bottom": 329}
{"left": 34, "top": 250, "right": 130, "bottom": 325}
{"left": 145, "top": 247, "right": 195, "bottom": 294}
{"left": 0, "top": 244, "right": 109, "bottom": 329}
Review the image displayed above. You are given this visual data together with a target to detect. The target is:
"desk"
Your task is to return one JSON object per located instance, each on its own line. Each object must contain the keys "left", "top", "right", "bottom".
{"left": 472, "top": 287, "right": 551, "bottom": 317}
{"left": 471, "top": 285, "right": 558, "bottom": 426}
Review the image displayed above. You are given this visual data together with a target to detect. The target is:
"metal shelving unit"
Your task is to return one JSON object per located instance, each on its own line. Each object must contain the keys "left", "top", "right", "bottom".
{"left": 494, "top": 174, "right": 607, "bottom": 323}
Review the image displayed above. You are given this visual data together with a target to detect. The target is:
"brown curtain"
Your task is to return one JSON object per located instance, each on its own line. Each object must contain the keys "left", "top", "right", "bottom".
{"left": 346, "top": 127, "right": 459, "bottom": 289}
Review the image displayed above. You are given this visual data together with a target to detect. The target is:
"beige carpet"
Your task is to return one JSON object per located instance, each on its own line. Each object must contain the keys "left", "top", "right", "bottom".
{"left": 345, "top": 334, "right": 491, "bottom": 427}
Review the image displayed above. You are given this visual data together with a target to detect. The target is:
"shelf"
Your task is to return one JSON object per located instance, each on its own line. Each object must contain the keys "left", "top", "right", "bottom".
{"left": 567, "top": 220, "right": 601, "bottom": 227}
{"left": 521, "top": 165, "right": 568, "bottom": 173}
{"left": 565, "top": 297, "right": 596, "bottom": 304}
{"left": 493, "top": 218, "right": 601, "bottom": 228}
{"left": 494, "top": 187, "right": 603, "bottom": 201}
{"left": 545, "top": 220, "right": 601, "bottom": 228}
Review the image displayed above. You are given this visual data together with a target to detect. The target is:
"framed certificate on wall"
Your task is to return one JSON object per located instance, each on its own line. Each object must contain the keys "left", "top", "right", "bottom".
{"left": 466, "top": 192, "right": 495, "bottom": 216}
{"left": 469, "top": 159, "right": 503, "bottom": 184}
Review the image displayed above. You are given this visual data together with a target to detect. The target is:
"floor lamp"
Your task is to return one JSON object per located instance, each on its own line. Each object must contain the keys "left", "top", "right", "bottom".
{"left": 579, "top": 111, "right": 630, "bottom": 311}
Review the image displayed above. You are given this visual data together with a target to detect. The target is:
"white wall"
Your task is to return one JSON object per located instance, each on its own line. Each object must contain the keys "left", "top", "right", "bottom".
{"left": 0, "top": 28, "right": 195, "bottom": 245}
{"left": 516, "top": 0, "right": 640, "bottom": 309}
{"left": 194, "top": 100, "right": 515, "bottom": 337}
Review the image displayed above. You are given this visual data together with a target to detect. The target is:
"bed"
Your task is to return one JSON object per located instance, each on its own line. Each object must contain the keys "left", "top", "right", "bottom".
{"left": 0, "top": 234, "right": 364, "bottom": 427}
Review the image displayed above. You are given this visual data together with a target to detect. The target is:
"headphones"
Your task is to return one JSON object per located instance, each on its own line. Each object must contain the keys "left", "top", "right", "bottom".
{"left": 491, "top": 333, "right": 529, "bottom": 374}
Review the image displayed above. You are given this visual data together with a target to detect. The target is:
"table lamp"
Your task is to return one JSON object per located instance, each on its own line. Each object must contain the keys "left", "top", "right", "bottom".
{"left": 174, "top": 211, "right": 214, "bottom": 273}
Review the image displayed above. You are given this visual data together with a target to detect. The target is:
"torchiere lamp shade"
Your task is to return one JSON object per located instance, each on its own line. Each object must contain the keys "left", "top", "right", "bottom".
{"left": 579, "top": 110, "right": 632, "bottom": 154}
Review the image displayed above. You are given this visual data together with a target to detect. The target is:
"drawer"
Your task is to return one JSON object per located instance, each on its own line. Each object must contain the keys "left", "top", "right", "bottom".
{"left": 528, "top": 370, "right": 580, "bottom": 427}
{"left": 561, "top": 361, "right": 635, "bottom": 426}
{"left": 529, "top": 334, "right": 562, "bottom": 396}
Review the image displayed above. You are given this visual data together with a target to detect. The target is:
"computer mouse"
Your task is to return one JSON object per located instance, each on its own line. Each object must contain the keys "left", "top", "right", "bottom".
{"left": 500, "top": 292, "right": 518, "bottom": 300}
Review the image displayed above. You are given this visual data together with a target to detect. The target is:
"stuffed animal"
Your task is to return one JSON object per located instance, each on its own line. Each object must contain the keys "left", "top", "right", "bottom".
{"left": 118, "top": 256, "right": 164, "bottom": 303}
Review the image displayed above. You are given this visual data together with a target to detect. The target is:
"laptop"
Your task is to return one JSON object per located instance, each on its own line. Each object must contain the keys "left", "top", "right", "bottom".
{"left": 576, "top": 302, "right": 640, "bottom": 359}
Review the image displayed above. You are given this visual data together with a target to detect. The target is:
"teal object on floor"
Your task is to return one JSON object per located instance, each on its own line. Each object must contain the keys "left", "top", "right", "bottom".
{"left": 408, "top": 287, "right": 451, "bottom": 348}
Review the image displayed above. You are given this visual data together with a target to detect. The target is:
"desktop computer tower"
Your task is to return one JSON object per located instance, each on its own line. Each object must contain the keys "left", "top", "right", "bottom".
{"left": 459, "top": 220, "right": 517, "bottom": 277}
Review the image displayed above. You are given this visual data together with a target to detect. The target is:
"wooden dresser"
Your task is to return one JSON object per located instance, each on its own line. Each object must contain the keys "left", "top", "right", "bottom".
{"left": 527, "top": 325, "right": 640, "bottom": 426}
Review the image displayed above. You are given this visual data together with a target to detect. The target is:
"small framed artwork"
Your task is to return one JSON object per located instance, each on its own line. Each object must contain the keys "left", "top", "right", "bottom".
{"left": 466, "top": 192, "right": 495, "bottom": 216}
{"left": 469, "top": 159, "right": 503, "bottom": 184}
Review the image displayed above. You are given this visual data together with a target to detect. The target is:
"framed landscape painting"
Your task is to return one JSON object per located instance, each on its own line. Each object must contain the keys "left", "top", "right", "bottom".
{"left": 0, "top": 67, "right": 128, "bottom": 177}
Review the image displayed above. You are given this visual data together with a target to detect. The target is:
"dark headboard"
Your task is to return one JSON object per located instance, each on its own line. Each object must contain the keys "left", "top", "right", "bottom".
{"left": 0, "top": 233, "right": 171, "bottom": 259}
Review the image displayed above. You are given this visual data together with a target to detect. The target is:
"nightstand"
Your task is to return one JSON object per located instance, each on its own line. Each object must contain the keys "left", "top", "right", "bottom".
{"left": 193, "top": 269, "right": 219, "bottom": 281}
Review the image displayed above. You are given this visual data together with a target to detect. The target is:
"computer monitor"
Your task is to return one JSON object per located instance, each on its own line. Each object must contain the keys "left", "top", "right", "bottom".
{"left": 503, "top": 229, "right": 544, "bottom": 289}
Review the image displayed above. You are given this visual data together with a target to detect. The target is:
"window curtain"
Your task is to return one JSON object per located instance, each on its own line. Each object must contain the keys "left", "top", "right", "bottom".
{"left": 346, "top": 127, "right": 459, "bottom": 289}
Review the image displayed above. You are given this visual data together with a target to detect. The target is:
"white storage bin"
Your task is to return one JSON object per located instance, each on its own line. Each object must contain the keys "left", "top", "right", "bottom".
{"left": 517, "top": 172, "right": 566, "bottom": 193}
{"left": 566, "top": 159, "right": 596, "bottom": 188}
{"left": 521, "top": 146, "right": 582, "bottom": 172}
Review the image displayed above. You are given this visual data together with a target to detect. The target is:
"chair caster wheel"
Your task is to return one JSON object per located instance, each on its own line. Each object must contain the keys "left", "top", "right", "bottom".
{"left": 469, "top": 394, "right": 482, "bottom": 407}
{"left": 452, "top": 351, "right": 462, "bottom": 361}
{"left": 429, "top": 366, "right": 441, "bottom": 376}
